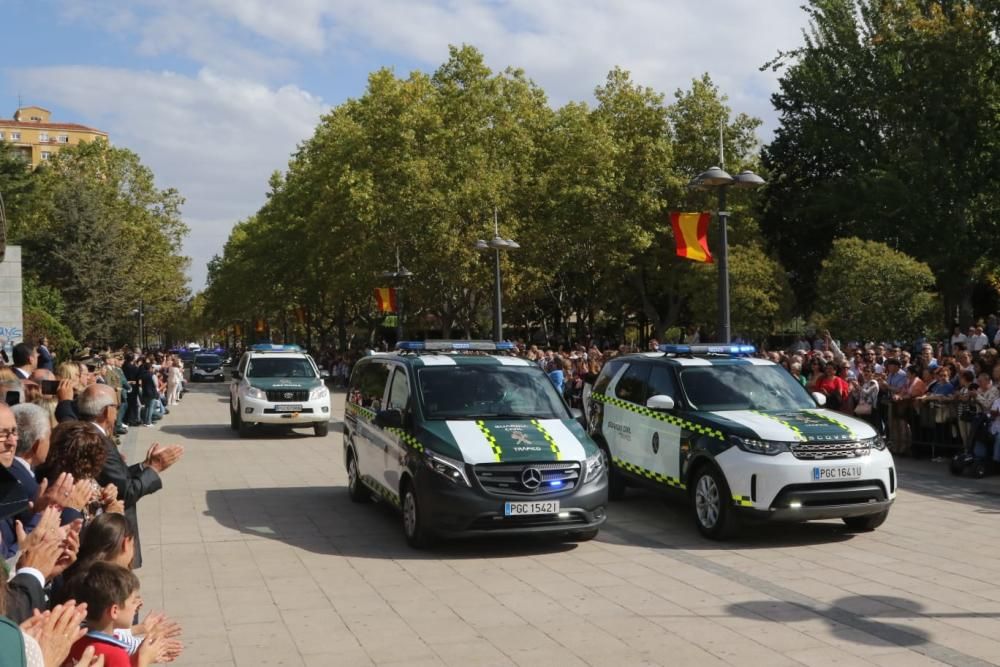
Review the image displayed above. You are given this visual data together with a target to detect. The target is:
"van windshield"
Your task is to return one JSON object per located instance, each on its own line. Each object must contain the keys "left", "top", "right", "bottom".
{"left": 417, "top": 366, "right": 568, "bottom": 420}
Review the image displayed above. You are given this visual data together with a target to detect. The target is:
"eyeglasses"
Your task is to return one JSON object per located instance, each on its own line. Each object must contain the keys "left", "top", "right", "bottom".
{"left": 0, "top": 429, "right": 18, "bottom": 441}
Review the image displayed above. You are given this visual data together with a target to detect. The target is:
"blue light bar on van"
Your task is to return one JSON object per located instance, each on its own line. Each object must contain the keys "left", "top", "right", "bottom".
{"left": 658, "top": 344, "right": 756, "bottom": 356}
{"left": 396, "top": 340, "right": 516, "bottom": 352}
{"left": 250, "top": 344, "right": 303, "bottom": 352}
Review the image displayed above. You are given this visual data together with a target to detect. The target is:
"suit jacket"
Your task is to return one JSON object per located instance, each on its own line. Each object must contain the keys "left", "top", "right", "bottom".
{"left": 55, "top": 399, "right": 79, "bottom": 423}
{"left": 36, "top": 345, "right": 53, "bottom": 372}
{"left": 3, "top": 568, "right": 45, "bottom": 624}
{"left": 94, "top": 430, "right": 161, "bottom": 568}
{"left": 1, "top": 461, "right": 39, "bottom": 559}
{"left": 12, "top": 367, "right": 29, "bottom": 380}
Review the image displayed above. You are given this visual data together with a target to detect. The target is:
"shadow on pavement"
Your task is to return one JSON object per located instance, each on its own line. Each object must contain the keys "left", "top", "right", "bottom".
{"left": 599, "top": 489, "right": 857, "bottom": 550}
{"left": 159, "top": 420, "right": 344, "bottom": 441}
{"left": 203, "top": 485, "right": 579, "bottom": 560}
{"left": 894, "top": 459, "right": 1000, "bottom": 514}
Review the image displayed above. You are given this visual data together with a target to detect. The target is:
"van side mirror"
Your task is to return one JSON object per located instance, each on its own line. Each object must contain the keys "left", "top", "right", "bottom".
{"left": 812, "top": 391, "right": 827, "bottom": 407}
{"left": 320, "top": 369, "right": 331, "bottom": 379}
{"left": 374, "top": 408, "right": 405, "bottom": 429}
{"left": 646, "top": 394, "right": 675, "bottom": 411}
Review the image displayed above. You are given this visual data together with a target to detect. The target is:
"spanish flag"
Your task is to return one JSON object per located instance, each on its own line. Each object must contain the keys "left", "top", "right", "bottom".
{"left": 670, "top": 212, "right": 713, "bottom": 263}
{"left": 374, "top": 287, "right": 397, "bottom": 313}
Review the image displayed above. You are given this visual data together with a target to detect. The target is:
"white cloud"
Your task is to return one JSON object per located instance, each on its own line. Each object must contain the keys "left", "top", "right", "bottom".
{"left": 11, "top": 66, "right": 326, "bottom": 289}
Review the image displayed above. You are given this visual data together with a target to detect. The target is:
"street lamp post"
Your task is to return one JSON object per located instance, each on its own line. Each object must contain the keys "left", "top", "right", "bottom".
{"left": 131, "top": 299, "right": 145, "bottom": 350}
{"left": 380, "top": 248, "right": 413, "bottom": 342}
{"left": 689, "top": 167, "right": 766, "bottom": 343}
{"left": 475, "top": 210, "right": 519, "bottom": 342}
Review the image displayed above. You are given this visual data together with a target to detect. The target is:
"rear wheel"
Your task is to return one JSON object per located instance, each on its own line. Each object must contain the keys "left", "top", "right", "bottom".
{"left": 401, "top": 481, "right": 433, "bottom": 549}
{"left": 346, "top": 450, "right": 370, "bottom": 503}
{"left": 314, "top": 421, "right": 329, "bottom": 437}
{"left": 842, "top": 510, "right": 889, "bottom": 532}
{"left": 691, "top": 465, "right": 737, "bottom": 540}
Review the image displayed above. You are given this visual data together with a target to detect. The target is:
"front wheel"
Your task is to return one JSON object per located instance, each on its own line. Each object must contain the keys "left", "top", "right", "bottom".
{"left": 314, "top": 421, "right": 329, "bottom": 437}
{"left": 691, "top": 465, "right": 737, "bottom": 540}
{"left": 842, "top": 510, "right": 889, "bottom": 532}
{"left": 237, "top": 407, "right": 253, "bottom": 439}
{"left": 229, "top": 404, "right": 238, "bottom": 430}
{"left": 401, "top": 482, "right": 434, "bottom": 549}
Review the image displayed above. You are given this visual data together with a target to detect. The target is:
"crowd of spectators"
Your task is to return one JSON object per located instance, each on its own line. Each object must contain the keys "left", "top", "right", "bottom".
{"left": 0, "top": 339, "right": 185, "bottom": 666}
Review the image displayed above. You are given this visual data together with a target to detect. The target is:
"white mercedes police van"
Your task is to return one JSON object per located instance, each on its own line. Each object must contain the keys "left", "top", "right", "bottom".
{"left": 588, "top": 344, "right": 896, "bottom": 538}
{"left": 229, "top": 344, "right": 331, "bottom": 438}
{"left": 344, "top": 341, "right": 608, "bottom": 548}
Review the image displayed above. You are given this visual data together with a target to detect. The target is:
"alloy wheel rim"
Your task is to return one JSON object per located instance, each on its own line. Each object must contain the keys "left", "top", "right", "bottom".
{"left": 348, "top": 458, "right": 358, "bottom": 490}
{"left": 695, "top": 475, "right": 720, "bottom": 528}
{"left": 403, "top": 492, "right": 417, "bottom": 537}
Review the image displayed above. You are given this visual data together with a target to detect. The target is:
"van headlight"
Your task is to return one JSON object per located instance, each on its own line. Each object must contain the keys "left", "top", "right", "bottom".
{"left": 242, "top": 385, "right": 266, "bottom": 401}
{"left": 584, "top": 450, "right": 606, "bottom": 483}
{"left": 310, "top": 385, "right": 329, "bottom": 400}
{"left": 424, "top": 450, "right": 471, "bottom": 487}
{"left": 730, "top": 435, "right": 791, "bottom": 456}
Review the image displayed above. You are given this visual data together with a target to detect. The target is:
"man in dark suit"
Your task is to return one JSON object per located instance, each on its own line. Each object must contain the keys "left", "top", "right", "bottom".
{"left": 0, "top": 401, "right": 64, "bottom": 623}
{"left": 35, "top": 337, "right": 54, "bottom": 372}
{"left": 122, "top": 353, "right": 141, "bottom": 426}
{"left": 79, "top": 384, "right": 183, "bottom": 568}
{"left": 10, "top": 342, "right": 35, "bottom": 380}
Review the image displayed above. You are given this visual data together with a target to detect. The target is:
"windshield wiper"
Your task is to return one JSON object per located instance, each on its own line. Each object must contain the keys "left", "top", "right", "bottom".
{"left": 465, "top": 412, "right": 555, "bottom": 420}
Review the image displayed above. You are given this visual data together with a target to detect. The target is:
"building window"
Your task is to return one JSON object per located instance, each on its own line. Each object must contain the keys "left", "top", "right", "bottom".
{"left": 39, "top": 132, "right": 49, "bottom": 142}
{"left": 40, "top": 151, "right": 51, "bottom": 160}
{"left": 30, "top": 115, "right": 42, "bottom": 121}
{"left": 0, "top": 132, "right": 4, "bottom": 140}
{"left": 10, "top": 132, "right": 20, "bottom": 141}
{"left": 58, "top": 134, "right": 69, "bottom": 143}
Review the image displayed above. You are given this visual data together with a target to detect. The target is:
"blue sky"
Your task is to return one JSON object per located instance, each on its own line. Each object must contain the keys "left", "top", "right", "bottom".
{"left": 2, "top": 1, "right": 811, "bottom": 290}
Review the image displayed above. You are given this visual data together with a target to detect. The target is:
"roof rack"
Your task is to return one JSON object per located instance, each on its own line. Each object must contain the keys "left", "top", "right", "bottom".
{"left": 395, "top": 340, "right": 516, "bottom": 354}
{"left": 658, "top": 343, "right": 756, "bottom": 357}
{"left": 250, "top": 343, "right": 303, "bottom": 352}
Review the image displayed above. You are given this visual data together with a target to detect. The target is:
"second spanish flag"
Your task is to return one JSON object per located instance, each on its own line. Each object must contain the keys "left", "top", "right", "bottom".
{"left": 670, "top": 212, "right": 713, "bottom": 263}
{"left": 374, "top": 287, "right": 398, "bottom": 313}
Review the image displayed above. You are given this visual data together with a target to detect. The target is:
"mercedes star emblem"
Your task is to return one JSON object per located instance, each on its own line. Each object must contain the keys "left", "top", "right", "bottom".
{"left": 521, "top": 467, "right": 543, "bottom": 490}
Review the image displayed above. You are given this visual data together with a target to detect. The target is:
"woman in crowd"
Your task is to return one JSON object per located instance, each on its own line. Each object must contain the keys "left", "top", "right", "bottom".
{"left": 852, "top": 364, "right": 881, "bottom": 432}
{"left": 808, "top": 362, "right": 849, "bottom": 412}
{"left": 38, "top": 422, "right": 121, "bottom": 522}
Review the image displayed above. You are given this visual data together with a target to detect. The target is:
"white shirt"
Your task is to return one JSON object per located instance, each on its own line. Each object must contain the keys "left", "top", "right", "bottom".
{"left": 970, "top": 333, "right": 989, "bottom": 352}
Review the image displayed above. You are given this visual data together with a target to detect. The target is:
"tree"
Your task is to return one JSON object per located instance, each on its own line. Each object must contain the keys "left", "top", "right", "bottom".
{"left": 761, "top": 0, "right": 1000, "bottom": 321}
{"left": 683, "top": 244, "right": 794, "bottom": 343}
{"left": 813, "top": 238, "right": 939, "bottom": 342}
{"left": 13, "top": 140, "right": 189, "bottom": 344}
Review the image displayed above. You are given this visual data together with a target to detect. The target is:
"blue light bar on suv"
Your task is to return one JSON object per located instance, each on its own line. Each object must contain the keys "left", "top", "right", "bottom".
{"left": 250, "top": 344, "right": 303, "bottom": 352}
{"left": 396, "top": 340, "right": 516, "bottom": 352}
{"left": 658, "top": 343, "right": 756, "bottom": 356}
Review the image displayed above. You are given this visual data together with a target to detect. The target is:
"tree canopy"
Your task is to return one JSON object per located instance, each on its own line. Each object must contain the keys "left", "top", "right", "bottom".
{"left": 203, "top": 46, "right": 781, "bottom": 347}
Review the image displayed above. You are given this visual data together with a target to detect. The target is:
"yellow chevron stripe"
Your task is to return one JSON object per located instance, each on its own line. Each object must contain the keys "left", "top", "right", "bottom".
{"left": 592, "top": 393, "right": 724, "bottom": 441}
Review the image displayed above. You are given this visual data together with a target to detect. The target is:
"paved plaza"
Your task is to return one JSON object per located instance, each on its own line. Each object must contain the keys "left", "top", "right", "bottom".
{"left": 128, "top": 383, "right": 1000, "bottom": 667}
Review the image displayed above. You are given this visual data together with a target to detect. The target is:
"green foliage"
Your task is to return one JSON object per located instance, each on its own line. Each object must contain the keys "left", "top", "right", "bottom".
{"left": 682, "top": 244, "right": 794, "bottom": 343}
{"left": 202, "top": 46, "right": 783, "bottom": 346}
{"left": 761, "top": 0, "right": 1000, "bottom": 321}
{"left": 22, "top": 275, "right": 67, "bottom": 321}
{"left": 11, "top": 140, "right": 189, "bottom": 344}
{"left": 813, "top": 238, "right": 940, "bottom": 342}
{"left": 23, "top": 307, "right": 78, "bottom": 361}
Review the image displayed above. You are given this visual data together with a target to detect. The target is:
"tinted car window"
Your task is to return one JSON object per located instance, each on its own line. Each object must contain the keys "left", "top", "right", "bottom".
{"left": 647, "top": 364, "right": 678, "bottom": 400}
{"left": 350, "top": 362, "right": 390, "bottom": 410}
{"left": 593, "top": 359, "right": 625, "bottom": 395}
{"left": 615, "top": 363, "right": 652, "bottom": 404}
{"left": 386, "top": 368, "right": 410, "bottom": 412}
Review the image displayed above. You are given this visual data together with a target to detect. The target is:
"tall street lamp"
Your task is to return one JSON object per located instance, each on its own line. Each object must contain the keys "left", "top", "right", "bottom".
{"left": 131, "top": 298, "right": 146, "bottom": 351}
{"left": 380, "top": 247, "right": 413, "bottom": 342}
{"left": 688, "top": 167, "right": 765, "bottom": 343}
{"left": 475, "top": 210, "right": 519, "bottom": 342}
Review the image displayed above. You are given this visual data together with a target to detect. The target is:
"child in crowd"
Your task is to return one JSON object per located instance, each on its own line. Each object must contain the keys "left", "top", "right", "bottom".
{"left": 67, "top": 561, "right": 170, "bottom": 666}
